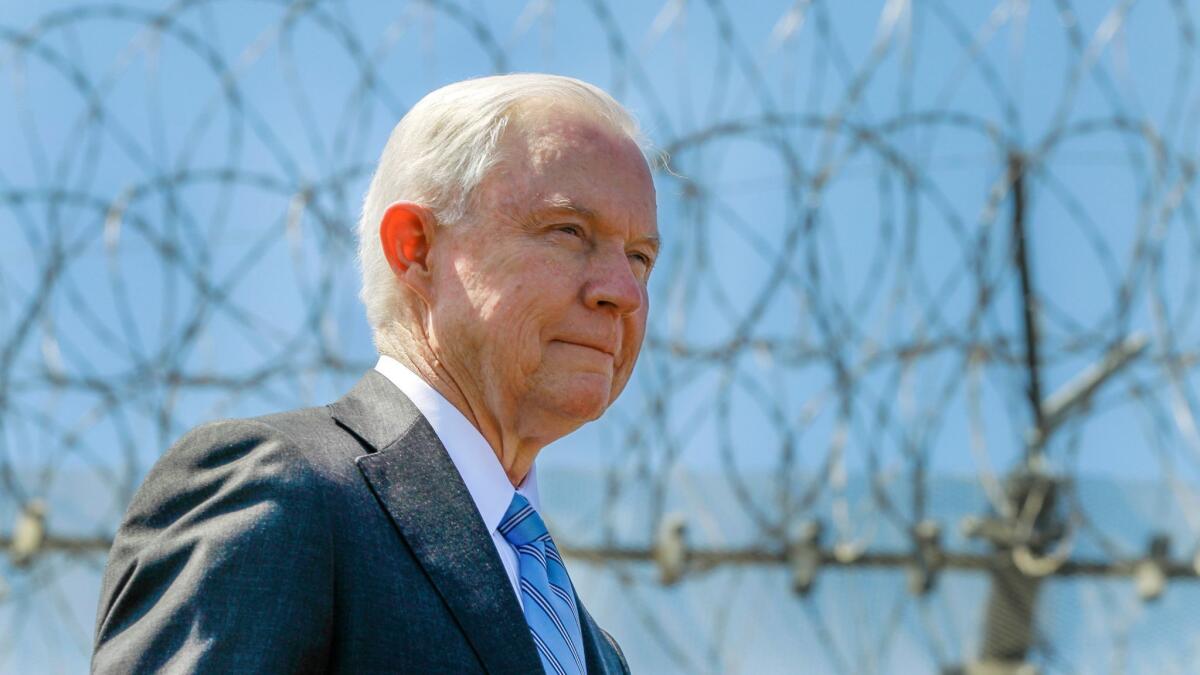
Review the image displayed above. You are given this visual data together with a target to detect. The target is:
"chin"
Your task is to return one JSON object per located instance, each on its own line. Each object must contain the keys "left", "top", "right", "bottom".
{"left": 541, "top": 375, "right": 612, "bottom": 423}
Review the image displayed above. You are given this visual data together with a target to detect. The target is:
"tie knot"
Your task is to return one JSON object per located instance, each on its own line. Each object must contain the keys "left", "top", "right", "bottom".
{"left": 498, "top": 493, "right": 550, "bottom": 547}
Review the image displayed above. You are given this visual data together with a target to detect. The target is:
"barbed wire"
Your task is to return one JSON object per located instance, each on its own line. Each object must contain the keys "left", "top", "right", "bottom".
{"left": 2, "top": 0, "right": 1199, "bottom": 672}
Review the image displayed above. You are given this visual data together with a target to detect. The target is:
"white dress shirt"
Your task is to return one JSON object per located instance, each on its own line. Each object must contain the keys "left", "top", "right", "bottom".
{"left": 374, "top": 354, "right": 538, "bottom": 607}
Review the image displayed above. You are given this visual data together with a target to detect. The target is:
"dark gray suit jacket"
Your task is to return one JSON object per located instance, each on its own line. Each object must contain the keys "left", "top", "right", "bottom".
{"left": 92, "top": 369, "right": 630, "bottom": 673}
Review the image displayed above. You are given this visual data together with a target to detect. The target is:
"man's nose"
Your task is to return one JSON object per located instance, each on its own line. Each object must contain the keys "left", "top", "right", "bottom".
{"left": 582, "top": 248, "right": 644, "bottom": 315}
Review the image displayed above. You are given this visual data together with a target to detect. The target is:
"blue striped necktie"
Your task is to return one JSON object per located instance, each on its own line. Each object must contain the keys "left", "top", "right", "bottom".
{"left": 499, "top": 493, "right": 586, "bottom": 675}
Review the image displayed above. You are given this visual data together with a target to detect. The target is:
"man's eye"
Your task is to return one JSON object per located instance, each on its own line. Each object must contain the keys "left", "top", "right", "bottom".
{"left": 629, "top": 252, "right": 652, "bottom": 267}
{"left": 555, "top": 224, "right": 585, "bottom": 238}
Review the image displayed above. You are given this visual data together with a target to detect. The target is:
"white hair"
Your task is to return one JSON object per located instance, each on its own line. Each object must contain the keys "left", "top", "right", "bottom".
{"left": 356, "top": 73, "right": 646, "bottom": 346}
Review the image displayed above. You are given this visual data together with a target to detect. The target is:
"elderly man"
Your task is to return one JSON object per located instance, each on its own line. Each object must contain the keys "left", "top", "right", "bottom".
{"left": 91, "top": 73, "right": 657, "bottom": 674}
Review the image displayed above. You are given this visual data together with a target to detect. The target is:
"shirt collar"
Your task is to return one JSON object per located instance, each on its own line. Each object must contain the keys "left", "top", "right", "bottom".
{"left": 373, "top": 354, "right": 540, "bottom": 533}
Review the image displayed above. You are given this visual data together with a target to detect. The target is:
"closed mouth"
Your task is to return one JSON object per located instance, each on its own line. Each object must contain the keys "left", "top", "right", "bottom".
{"left": 556, "top": 339, "right": 615, "bottom": 358}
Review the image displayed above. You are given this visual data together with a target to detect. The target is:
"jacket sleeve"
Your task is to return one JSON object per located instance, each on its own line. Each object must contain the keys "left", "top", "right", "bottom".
{"left": 92, "top": 419, "right": 335, "bottom": 674}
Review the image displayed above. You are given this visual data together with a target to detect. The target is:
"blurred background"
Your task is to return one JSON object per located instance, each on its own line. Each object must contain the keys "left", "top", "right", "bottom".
{"left": 3, "top": 0, "right": 1200, "bottom": 672}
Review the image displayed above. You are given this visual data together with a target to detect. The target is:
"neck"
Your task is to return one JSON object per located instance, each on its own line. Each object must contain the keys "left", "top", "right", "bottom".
{"left": 383, "top": 342, "right": 543, "bottom": 488}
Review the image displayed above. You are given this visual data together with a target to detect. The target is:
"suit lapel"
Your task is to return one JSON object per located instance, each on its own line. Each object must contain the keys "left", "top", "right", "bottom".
{"left": 329, "top": 370, "right": 543, "bottom": 674}
{"left": 578, "top": 599, "right": 624, "bottom": 674}
{"left": 579, "top": 602, "right": 604, "bottom": 674}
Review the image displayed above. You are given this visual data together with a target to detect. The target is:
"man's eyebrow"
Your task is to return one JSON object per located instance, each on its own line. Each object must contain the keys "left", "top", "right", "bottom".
{"left": 636, "top": 235, "right": 662, "bottom": 252}
{"left": 539, "top": 198, "right": 659, "bottom": 250}
{"left": 540, "top": 197, "right": 597, "bottom": 220}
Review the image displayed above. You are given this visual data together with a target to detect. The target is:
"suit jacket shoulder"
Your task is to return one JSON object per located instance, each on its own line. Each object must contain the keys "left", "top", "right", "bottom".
{"left": 93, "top": 417, "right": 337, "bottom": 673}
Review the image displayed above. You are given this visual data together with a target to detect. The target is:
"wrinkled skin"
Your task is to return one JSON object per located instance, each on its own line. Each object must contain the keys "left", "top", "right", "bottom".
{"left": 385, "top": 106, "right": 659, "bottom": 485}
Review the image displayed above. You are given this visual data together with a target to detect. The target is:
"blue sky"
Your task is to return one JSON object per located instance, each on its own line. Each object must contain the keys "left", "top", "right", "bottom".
{"left": 2, "top": 0, "right": 1199, "bottom": 672}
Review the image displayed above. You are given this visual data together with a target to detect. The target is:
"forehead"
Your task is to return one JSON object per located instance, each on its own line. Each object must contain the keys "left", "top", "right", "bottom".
{"left": 521, "top": 110, "right": 633, "bottom": 168}
{"left": 476, "top": 108, "right": 657, "bottom": 230}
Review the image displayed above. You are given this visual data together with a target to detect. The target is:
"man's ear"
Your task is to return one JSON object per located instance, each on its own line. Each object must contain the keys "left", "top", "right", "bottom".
{"left": 379, "top": 201, "right": 437, "bottom": 301}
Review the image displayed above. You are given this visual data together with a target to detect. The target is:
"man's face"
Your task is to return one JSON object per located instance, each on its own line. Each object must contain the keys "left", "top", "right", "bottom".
{"left": 425, "top": 108, "right": 658, "bottom": 438}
